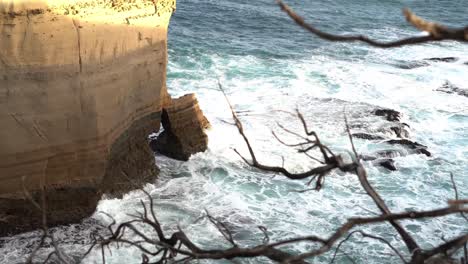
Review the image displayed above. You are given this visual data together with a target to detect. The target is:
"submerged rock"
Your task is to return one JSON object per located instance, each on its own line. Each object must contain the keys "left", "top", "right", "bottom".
{"left": 352, "top": 133, "right": 385, "bottom": 140}
{"left": 394, "top": 60, "right": 430, "bottom": 69}
{"left": 150, "top": 94, "right": 210, "bottom": 161}
{"left": 374, "top": 159, "right": 397, "bottom": 171}
{"left": 355, "top": 108, "right": 431, "bottom": 168}
{"left": 385, "top": 139, "right": 431, "bottom": 157}
{"left": 361, "top": 155, "right": 397, "bottom": 171}
{"left": 436, "top": 81, "right": 468, "bottom": 98}
{"left": 394, "top": 57, "right": 458, "bottom": 69}
{"left": 424, "top": 57, "right": 459, "bottom": 63}
{"left": 390, "top": 125, "right": 410, "bottom": 138}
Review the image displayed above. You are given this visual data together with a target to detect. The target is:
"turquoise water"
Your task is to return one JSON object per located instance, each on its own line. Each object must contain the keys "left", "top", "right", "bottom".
{"left": 1, "top": 0, "right": 467, "bottom": 263}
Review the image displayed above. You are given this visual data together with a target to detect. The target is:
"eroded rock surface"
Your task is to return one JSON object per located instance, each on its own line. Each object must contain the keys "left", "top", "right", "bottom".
{"left": 150, "top": 94, "right": 210, "bottom": 161}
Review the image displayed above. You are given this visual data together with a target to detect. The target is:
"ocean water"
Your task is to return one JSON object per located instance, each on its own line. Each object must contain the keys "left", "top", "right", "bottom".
{"left": 1, "top": 0, "right": 467, "bottom": 263}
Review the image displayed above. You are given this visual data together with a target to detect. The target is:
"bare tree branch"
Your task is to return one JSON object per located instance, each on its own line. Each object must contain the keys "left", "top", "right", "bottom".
{"left": 22, "top": 178, "right": 72, "bottom": 264}
{"left": 450, "top": 173, "right": 468, "bottom": 222}
{"left": 276, "top": 0, "right": 467, "bottom": 48}
{"left": 330, "top": 230, "right": 407, "bottom": 264}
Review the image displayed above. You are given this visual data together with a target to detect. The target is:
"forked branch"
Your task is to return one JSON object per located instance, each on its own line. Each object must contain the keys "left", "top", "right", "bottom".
{"left": 277, "top": 0, "right": 467, "bottom": 48}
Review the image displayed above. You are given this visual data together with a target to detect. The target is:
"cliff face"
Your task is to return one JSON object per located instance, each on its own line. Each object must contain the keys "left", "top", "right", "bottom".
{"left": 0, "top": 0, "right": 208, "bottom": 236}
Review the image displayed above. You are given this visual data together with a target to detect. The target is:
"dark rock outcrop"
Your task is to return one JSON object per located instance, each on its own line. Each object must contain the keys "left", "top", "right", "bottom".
{"left": 394, "top": 60, "right": 430, "bottom": 69}
{"left": 354, "top": 108, "right": 432, "bottom": 171}
{"left": 285, "top": 98, "right": 430, "bottom": 172}
{"left": 424, "top": 57, "right": 459, "bottom": 63}
{"left": 395, "top": 57, "right": 459, "bottom": 69}
{"left": 352, "top": 133, "right": 385, "bottom": 140}
{"left": 374, "top": 159, "right": 397, "bottom": 171}
{"left": 373, "top": 109, "right": 401, "bottom": 122}
{"left": 385, "top": 139, "right": 431, "bottom": 157}
{"left": 151, "top": 94, "right": 210, "bottom": 161}
{"left": 436, "top": 81, "right": 468, "bottom": 98}
{"left": 361, "top": 155, "right": 397, "bottom": 171}
{"left": 390, "top": 126, "right": 410, "bottom": 138}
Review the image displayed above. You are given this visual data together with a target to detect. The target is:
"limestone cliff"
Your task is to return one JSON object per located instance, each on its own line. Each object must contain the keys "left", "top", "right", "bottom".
{"left": 0, "top": 0, "right": 208, "bottom": 236}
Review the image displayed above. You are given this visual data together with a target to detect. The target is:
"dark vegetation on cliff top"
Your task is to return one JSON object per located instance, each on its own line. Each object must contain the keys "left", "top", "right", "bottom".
{"left": 20, "top": 1, "right": 468, "bottom": 263}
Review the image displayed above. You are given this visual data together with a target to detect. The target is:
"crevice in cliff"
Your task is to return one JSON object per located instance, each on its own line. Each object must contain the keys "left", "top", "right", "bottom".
{"left": 72, "top": 19, "right": 83, "bottom": 73}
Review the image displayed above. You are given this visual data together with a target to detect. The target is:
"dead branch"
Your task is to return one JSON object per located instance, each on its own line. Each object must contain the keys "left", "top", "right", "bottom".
{"left": 450, "top": 173, "right": 468, "bottom": 222}
{"left": 330, "top": 230, "right": 407, "bottom": 264}
{"left": 93, "top": 185, "right": 309, "bottom": 264}
{"left": 22, "top": 178, "right": 71, "bottom": 264}
{"left": 216, "top": 83, "right": 468, "bottom": 263}
{"left": 91, "top": 180, "right": 467, "bottom": 264}
{"left": 277, "top": 0, "right": 467, "bottom": 48}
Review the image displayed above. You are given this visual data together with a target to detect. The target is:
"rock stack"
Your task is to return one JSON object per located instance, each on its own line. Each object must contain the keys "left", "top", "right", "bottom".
{"left": 151, "top": 94, "right": 210, "bottom": 161}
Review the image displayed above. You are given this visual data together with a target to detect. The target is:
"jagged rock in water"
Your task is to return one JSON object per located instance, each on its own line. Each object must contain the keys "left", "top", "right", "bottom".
{"left": 289, "top": 98, "right": 429, "bottom": 171}
{"left": 390, "top": 125, "right": 410, "bottom": 138}
{"left": 436, "top": 81, "right": 468, "bottom": 98}
{"left": 374, "top": 149, "right": 405, "bottom": 159}
{"left": 151, "top": 94, "right": 210, "bottom": 161}
{"left": 394, "top": 60, "right": 430, "bottom": 69}
{"left": 394, "top": 57, "right": 458, "bottom": 69}
{"left": 361, "top": 155, "right": 397, "bottom": 171}
{"left": 352, "top": 133, "right": 385, "bottom": 140}
{"left": 374, "top": 159, "right": 397, "bottom": 171}
{"left": 373, "top": 109, "right": 401, "bottom": 122}
{"left": 385, "top": 139, "right": 431, "bottom": 157}
{"left": 424, "top": 57, "right": 459, "bottom": 63}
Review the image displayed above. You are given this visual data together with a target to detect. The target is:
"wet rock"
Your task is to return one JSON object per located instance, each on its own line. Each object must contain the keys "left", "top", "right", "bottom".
{"left": 424, "top": 57, "right": 459, "bottom": 63}
{"left": 361, "top": 155, "right": 397, "bottom": 171}
{"left": 151, "top": 94, "right": 210, "bottom": 161}
{"left": 360, "top": 155, "right": 377, "bottom": 161}
{"left": 385, "top": 139, "right": 431, "bottom": 157}
{"left": 352, "top": 133, "right": 384, "bottom": 140}
{"left": 394, "top": 57, "right": 459, "bottom": 69}
{"left": 373, "top": 109, "right": 401, "bottom": 122}
{"left": 390, "top": 126, "right": 410, "bottom": 138}
{"left": 374, "top": 159, "right": 397, "bottom": 171}
{"left": 394, "top": 60, "right": 430, "bottom": 69}
{"left": 436, "top": 81, "right": 468, "bottom": 98}
{"left": 395, "top": 57, "right": 458, "bottom": 69}
{"left": 375, "top": 149, "right": 405, "bottom": 159}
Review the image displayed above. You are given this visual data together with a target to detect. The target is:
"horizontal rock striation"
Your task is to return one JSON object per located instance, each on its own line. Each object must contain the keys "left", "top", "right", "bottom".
{"left": 0, "top": 0, "right": 208, "bottom": 236}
